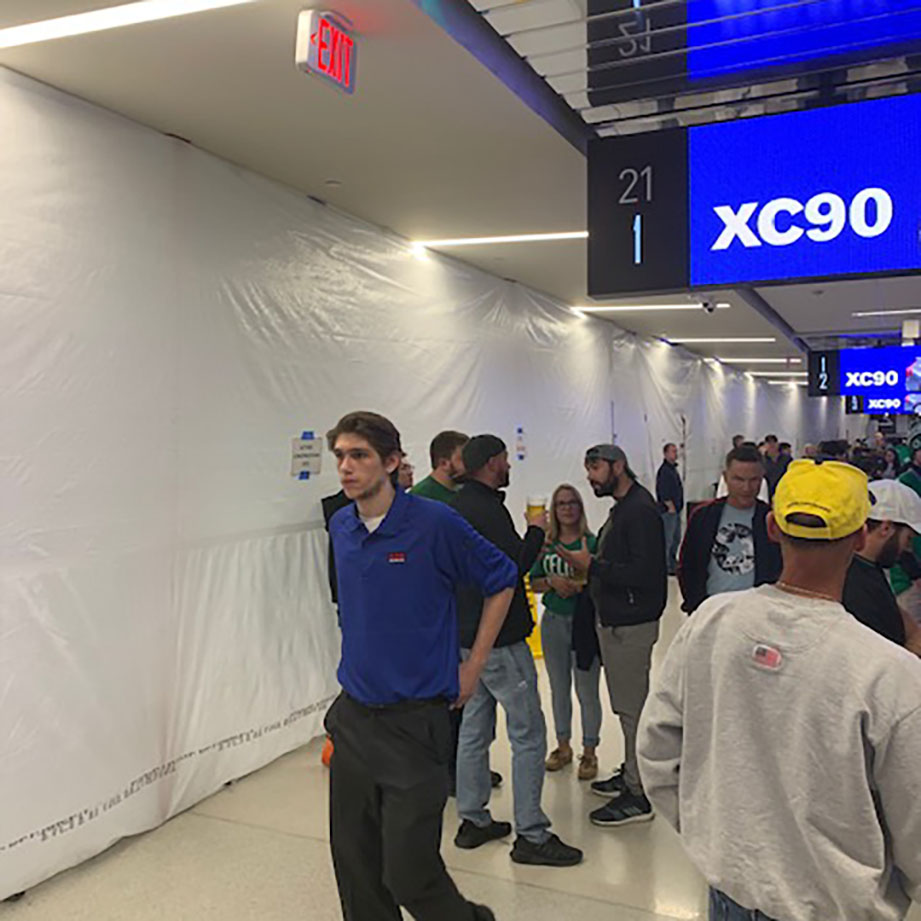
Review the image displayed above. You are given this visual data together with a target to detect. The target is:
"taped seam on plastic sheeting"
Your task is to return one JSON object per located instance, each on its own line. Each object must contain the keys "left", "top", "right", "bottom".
{"left": 0, "top": 695, "right": 337, "bottom": 856}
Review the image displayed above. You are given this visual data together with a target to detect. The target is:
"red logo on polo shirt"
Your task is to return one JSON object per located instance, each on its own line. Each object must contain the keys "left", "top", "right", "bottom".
{"left": 752, "top": 644, "right": 783, "bottom": 670}
{"left": 388, "top": 552, "right": 406, "bottom": 564}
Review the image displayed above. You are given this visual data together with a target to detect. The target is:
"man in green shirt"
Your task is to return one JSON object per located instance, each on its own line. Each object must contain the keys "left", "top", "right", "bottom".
{"left": 412, "top": 431, "right": 469, "bottom": 504}
{"left": 892, "top": 447, "right": 921, "bottom": 605}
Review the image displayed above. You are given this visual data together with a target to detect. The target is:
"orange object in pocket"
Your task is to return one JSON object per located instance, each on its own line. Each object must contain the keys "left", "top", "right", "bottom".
{"left": 322, "top": 736, "right": 334, "bottom": 768}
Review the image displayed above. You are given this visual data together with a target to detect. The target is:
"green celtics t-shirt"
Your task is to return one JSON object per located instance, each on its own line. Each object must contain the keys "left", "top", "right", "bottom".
{"left": 529, "top": 534, "right": 597, "bottom": 617}
{"left": 411, "top": 474, "right": 457, "bottom": 504}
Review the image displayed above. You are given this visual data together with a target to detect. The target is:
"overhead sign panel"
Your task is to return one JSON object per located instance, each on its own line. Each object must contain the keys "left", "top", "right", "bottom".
{"left": 587, "top": 0, "right": 921, "bottom": 106}
{"left": 295, "top": 10, "right": 356, "bottom": 94}
{"left": 807, "top": 346, "right": 921, "bottom": 415}
{"left": 589, "top": 93, "right": 921, "bottom": 297}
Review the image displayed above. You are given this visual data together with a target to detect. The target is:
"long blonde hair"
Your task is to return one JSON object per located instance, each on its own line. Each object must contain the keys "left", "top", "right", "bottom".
{"left": 548, "top": 484, "right": 589, "bottom": 544}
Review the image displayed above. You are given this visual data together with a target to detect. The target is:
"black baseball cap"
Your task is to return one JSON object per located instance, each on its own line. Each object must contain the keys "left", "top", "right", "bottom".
{"left": 462, "top": 435, "right": 507, "bottom": 474}
{"left": 585, "top": 444, "right": 636, "bottom": 479}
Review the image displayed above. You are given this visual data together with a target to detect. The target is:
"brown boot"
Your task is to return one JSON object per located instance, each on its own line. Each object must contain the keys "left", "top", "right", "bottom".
{"left": 578, "top": 753, "right": 599, "bottom": 781}
{"left": 545, "top": 748, "right": 574, "bottom": 772}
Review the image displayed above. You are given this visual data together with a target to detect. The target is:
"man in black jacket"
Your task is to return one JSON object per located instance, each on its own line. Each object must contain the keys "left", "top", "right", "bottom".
{"left": 558, "top": 444, "right": 666, "bottom": 828}
{"left": 452, "top": 435, "right": 583, "bottom": 868}
{"left": 678, "top": 444, "right": 782, "bottom": 615}
{"left": 656, "top": 442, "right": 684, "bottom": 576}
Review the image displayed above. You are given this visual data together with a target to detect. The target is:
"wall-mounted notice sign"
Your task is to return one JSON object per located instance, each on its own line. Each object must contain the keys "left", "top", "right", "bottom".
{"left": 291, "top": 432, "right": 323, "bottom": 480}
{"left": 295, "top": 10, "right": 357, "bottom": 94}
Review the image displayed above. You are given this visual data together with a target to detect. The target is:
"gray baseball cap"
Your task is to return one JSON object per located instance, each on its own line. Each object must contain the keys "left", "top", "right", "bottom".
{"left": 585, "top": 444, "right": 636, "bottom": 478}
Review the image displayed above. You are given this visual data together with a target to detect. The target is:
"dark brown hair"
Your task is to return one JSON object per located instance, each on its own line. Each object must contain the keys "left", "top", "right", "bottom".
{"left": 326, "top": 411, "right": 402, "bottom": 464}
{"left": 429, "top": 430, "right": 468, "bottom": 469}
{"left": 726, "top": 444, "right": 764, "bottom": 469}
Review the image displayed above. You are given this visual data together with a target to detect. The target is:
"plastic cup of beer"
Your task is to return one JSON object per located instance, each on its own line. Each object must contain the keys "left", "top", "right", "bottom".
{"left": 526, "top": 496, "right": 547, "bottom": 519}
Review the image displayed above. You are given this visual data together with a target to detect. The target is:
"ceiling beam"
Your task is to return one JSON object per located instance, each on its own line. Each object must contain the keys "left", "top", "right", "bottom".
{"left": 734, "top": 287, "right": 808, "bottom": 353}
{"left": 410, "top": 0, "right": 595, "bottom": 156}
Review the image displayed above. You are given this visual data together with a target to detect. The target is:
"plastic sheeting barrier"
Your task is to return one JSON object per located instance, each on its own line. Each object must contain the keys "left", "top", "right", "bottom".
{"left": 0, "top": 68, "right": 844, "bottom": 898}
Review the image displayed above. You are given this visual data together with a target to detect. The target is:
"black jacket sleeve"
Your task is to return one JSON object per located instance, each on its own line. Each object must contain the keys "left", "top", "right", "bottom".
{"left": 589, "top": 503, "right": 664, "bottom": 590}
{"left": 678, "top": 503, "right": 715, "bottom": 614}
{"left": 520, "top": 525, "right": 546, "bottom": 576}
{"left": 656, "top": 464, "right": 668, "bottom": 510}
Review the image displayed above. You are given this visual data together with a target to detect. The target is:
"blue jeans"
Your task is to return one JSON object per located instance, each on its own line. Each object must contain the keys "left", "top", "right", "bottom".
{"left": 456, "top": 642, "right": 551, "bottom": 844}
{"left": 662, "top": 510, "right": 681, "bottom": 575}
{"left": 540, "top": 610, "right": 602, "bottom": 748}
{"left": 709, "top": 889, "right": 778, "bottom": 921}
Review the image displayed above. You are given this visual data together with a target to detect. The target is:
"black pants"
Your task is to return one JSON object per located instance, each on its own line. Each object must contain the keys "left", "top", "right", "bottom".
{"left": 325, "top": 693, "right": 480, "bottom": 921}
{"left": 448, "top": 706, "right": 463, "bottom": 789}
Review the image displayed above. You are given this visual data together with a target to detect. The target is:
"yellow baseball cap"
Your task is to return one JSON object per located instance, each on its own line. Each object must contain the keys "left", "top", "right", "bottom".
{"left": 773, "top": 459, "right": 870, "bottom": 540}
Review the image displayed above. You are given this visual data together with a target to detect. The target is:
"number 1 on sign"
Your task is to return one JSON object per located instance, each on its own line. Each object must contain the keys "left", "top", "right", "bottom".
{"left": 633, "top": 214, "right": 643, "bottom": 265}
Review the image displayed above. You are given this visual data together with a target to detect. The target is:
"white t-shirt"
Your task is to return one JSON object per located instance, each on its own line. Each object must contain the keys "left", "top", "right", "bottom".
{"left": 360, "top": 514, "right": 386, "bottom": 534}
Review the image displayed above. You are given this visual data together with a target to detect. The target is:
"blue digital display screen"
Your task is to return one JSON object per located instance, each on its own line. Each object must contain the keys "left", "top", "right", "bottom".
{"left": 687, "top": 0, "right": 921, "bottom": 80}
{"left": 840, "top": 345, "right": 921, "bottom": 414}
{"left": 688, "top": 94, "right": 921, "bottom": 288}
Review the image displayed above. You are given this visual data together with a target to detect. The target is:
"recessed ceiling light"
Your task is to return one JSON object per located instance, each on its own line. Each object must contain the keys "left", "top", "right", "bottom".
{"left": 0, "top": 0, "right": 255, "bottom": 49}
{"left": 412, "top": 231, "right": 588, "bottom": 250}
{"left": 575, "top": 303, "right": 729, "bottom": 313}
{"left": 667, "top": 337, "right": 777, "bottom": 344}
{"left": 852, "top": 307, "right": 921, "bottom": 317}
{"left": 324, "top": 179, "right": 343, "bottom": 188}
{"left": 717, "top": 358, "right": 803, "bottom": 364}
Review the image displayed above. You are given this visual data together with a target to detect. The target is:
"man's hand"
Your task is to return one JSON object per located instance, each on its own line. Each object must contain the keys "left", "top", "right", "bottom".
{"left": 556, "top": 537, "right": 592, "bottom": 575}
{"left": 454, "top": 657, "right": 484, "bottom": 709}
{"left": 906, "top": 633, "right": 921, "bottom": 658}
{"left": 549, "top": 575, "right": 580, "bottom": 598}
{"left": 665, "top": 500, "right": 676, "bottom": 514}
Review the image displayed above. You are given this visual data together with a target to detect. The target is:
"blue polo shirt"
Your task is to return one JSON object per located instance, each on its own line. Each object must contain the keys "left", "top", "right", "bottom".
{"left": 330, "top": 488, "right": 517, "bottom": 706}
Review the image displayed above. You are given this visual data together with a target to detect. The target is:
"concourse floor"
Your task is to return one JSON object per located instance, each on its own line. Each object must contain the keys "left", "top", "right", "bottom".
{"left": 4, "top": 584, "right": 918, "bottom": 921}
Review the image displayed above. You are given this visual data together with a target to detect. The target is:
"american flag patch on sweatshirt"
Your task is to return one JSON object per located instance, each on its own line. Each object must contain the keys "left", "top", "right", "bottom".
{"left": 752, "top": 644, "right": 783, "bottom": 670}
{"left": 388, "top": 552, "right": 406, "bottom": 564}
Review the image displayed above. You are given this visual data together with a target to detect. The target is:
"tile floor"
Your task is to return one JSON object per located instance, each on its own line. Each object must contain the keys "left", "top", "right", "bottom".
{"left": 3, "top": 584, "right": 919, "bottom": 921}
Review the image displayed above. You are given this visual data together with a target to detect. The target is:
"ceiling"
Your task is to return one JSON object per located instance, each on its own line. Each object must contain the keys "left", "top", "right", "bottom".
{"left": 2, "top": 0, "right": 920, "bottom": 372}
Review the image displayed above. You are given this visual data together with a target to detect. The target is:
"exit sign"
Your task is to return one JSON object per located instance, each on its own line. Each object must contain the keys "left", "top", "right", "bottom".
{"left": 295, "top": 10, "right": 357, "bottom": 94}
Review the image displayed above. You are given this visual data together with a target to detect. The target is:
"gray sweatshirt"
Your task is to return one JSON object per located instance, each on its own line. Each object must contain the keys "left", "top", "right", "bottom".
{"left": 637, "top": 584, "right": 921, "bottom": 921}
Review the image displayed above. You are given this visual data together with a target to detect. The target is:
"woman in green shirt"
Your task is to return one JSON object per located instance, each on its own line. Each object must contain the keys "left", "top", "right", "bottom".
{"left": 530, "top": 485, "right": 602, "bottom": 781}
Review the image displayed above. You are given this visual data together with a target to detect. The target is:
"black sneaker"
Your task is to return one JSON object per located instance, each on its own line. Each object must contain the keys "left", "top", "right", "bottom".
{"left": 590, "top": 792, "right": 655, "bottom": 827}
{"left": 510, "top": 833, "right": 583, "bottom": 867}
{"left": 472, "top": 904, "right": 496, "bottom": 921}
{"left": 591, "top": 765, "right": 627, "bottom": 798}
{"left": 455, "top": 819, "right": 512, "bottom": 850}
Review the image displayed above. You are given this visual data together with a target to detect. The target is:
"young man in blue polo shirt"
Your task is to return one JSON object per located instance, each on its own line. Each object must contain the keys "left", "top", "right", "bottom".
{"left": 324, "top": 412, "right": 517, "bottom": 921}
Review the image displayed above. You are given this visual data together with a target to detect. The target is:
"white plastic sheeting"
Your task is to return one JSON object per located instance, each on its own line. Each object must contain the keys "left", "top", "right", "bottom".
{"left": 0, "top": 68, "right": 844, "bottom": 898}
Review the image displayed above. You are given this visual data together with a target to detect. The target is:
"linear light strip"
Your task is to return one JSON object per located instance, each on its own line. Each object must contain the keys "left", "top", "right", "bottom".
{"left": 748, "top": 371, "right": 807, "bottom": 377}
{"left": 0, "top": 0, "right": 256, "bottom": 49}
{"left": 577, "top": 303, "right": 729, "bottom": 313}
{"left": 668, "top": 337, "right": 776, "bottom": 343}
{"left": 413, "top": 231, "right": 588, "bottom": 248}
{"left": 852, "top": 307, "right": 921, "bottom": 317}
{"left": 718, "top": 357, "right": 803, "bottom": 364}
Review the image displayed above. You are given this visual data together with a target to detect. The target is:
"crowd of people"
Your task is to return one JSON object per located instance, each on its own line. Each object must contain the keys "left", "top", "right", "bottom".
{"left": 321, "top": 411, "right": 921, "bottom": 921}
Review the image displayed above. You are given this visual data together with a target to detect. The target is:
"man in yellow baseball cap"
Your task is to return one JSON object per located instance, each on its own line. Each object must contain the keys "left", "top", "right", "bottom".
{"left": 638, "top": 459, "right": 921, "bottom": 921}
{"left": 771, "top": 458, "right": 871, "bottom": 544}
